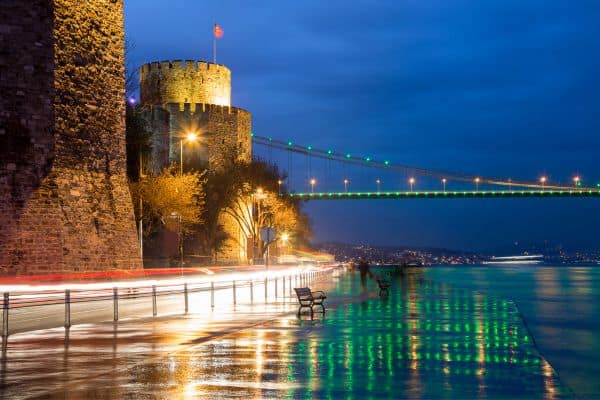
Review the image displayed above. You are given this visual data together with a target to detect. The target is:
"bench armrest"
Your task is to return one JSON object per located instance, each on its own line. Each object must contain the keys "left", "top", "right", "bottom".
{"left": 311, "top": 290, "right": 326, "bottom": 298}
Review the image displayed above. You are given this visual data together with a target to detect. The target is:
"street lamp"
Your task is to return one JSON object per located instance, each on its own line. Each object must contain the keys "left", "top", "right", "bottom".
{"left": 343, "top": 179, "right": 349, "bottom": 194}
{"left": 376, "top": 179, "right": 381, "bottom": 193}
{"left": 442, "top": 178, "right": 447, "bottom": 192}
{"left": 277, "top": 179, "right": 283, "bottom": 195}
{"left": 474, "top": 177, "right": 480, "bottom": 192}
{"left": 170, "top": 211, "right": 184, "bottom": 272}
{"left": 252, "top": 188, "right": 267, "bottom": 265}
{"left": 409, "top": 177, "right": 415, "bottom": 192}
{"left": 573, "top": 176, "right": 581, "bottom": 187}
{"left": 180, "top": 132, "right": 199, "bottom": 175}
{"left": 310, "top": 178, "right": 316, "bottom": 194}
{"left": 540, "top": 176, "right": 547, "bottom": 189}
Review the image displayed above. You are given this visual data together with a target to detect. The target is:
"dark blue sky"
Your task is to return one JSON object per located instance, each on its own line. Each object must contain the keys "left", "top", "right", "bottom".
{"left": 125, "top": 0, "right": 600, "bottom": 251}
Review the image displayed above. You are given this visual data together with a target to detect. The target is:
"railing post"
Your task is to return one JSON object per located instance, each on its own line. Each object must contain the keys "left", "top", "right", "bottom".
{"left": 264, "top": 278, "right": 268, "bottom": 302}
{"left": 64, "top": 289, "right": 71, "bottom": 328}
{"left": 275, "top": 277, "right": 278, "bottom": 298}
{"left": 152, "top": 285, "right": 157, "bottom": 316}
{"left": 2, "top": 292, "right": 9, "bottom": 339}
{"left": 283, "top": 276, "right": 286, "bottom": 300}
{"left": 289, "top": 275, "right": 292, "bottom": 296}
{"left": 250, "top": 281, "right": 254, "bottom": 303}
{"left": 233, "top": 281, "right": 237, "bottom": 305}
{"left": 184, "top": 283, "right": 189, "bottom": 314}
{"left": 113, "top": 287, "right": 118, "bottom": 321}
{"left": 211, "top": 282, "right": 215, "bottom": 308}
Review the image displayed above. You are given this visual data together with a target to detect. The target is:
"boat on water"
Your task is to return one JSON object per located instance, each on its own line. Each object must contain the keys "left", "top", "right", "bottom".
{"left": 483, "top": 255, "right": 543, "bottom": 265}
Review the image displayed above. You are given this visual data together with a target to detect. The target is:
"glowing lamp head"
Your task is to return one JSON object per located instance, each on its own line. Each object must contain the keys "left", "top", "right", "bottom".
{"left": 376, "top": 179, "right": 381, "bottom": 184}
{"left": 573, "top": 176, "right": 581, "bottom": 183}
{"left": 280, "top": 233, "right": 290, "bottom": 242}
{"left": 409, "top": 178, "right": 415, "bottom": 184}
{"left": 277, "top": 180, "right": 283, "bottom": 185}
{"left": 540, "top": 176, "right": 547, "bottom": 183}
{"left": 343, "top": 179, "right": 349, "bottom": 184}
{"left": 186, "top": 132, "right": 198, "bottom": 142}
{"left": 310, "top": 178, "right": 316, "bottom": 185}
{"left": 474, "top": 177, "right": 480, "bottom": 183}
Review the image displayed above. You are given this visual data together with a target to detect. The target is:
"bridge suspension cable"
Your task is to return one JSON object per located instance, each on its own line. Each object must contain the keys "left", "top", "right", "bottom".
{"left": 252, "top": 134, "right": 582, "bottom": 190}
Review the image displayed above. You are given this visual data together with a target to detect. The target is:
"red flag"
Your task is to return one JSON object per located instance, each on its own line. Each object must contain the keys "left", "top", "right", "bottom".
{"left": 214, "top": 23, "right": 224, "bottom": 38}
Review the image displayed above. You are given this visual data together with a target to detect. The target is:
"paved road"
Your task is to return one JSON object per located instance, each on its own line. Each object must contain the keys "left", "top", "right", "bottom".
{"left": 0, "top": 269, "right": 348, "bottom": 400}
{"left": 1, "top": 267, "right": 318, "bottom": 335}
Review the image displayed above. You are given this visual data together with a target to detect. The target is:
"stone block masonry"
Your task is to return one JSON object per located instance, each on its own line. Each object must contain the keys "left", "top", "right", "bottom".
{"left": 139, "top": 59, "right": 253, "bottom": 263}
{"left": 0, "top": 0, "right": 141, "bottom": 274}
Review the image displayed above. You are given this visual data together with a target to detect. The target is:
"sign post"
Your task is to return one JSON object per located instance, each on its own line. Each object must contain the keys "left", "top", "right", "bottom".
{"left": 260, "top": 227, "right": 276, "bottom": 270}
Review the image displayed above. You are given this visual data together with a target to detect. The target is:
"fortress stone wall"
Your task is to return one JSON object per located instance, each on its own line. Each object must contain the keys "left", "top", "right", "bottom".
{"left": 140, "top": 61, "right": 231, "bottom": 107}
{"left": 0, "top": 0, "right": 141, "bottom": 274}
{"left": 139, "top": 60, "right": 252, "bottom": 263}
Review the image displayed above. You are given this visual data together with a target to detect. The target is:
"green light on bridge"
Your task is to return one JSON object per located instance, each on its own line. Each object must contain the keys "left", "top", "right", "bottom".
{"left": 384, "top": 161, "right": 390, "bottom": 166}
{"left": 327, "top": 149, "right": 333, "bottom": 155}
{"left": 307, "top": 145, "right": 312, "bottom": 150}
{"left": 346, "top": 153, "right": 352, "bottom": 158}
{"left": 287, "top": 141, "right": 293, "bottom": 146}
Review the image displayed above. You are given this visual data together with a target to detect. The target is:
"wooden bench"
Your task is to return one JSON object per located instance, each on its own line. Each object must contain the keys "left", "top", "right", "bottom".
{"left": 294, "top": 287, "right": 327, "bottom": 315}
{"left": 376, "top": 278, "right": 390, "bottom": 297}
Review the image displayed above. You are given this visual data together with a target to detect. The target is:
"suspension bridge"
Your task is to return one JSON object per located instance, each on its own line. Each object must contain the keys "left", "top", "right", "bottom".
{"left": 252, "top": 134, "right": 600, "bottom": 199}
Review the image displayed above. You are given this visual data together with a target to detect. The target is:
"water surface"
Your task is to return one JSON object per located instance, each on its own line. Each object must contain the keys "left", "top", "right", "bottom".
{"left": 424, "top": 265, "right": 599, "bottom": 398}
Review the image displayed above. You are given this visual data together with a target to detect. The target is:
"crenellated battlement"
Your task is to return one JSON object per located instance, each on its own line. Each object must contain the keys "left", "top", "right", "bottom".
{"left": 164, "top": 102, "right": 250, "bottom": 116}
{"left": 139, "top": 60, "right": 230, "bottom": 75}
{"left": 139, "top": 59, "right": 231, "bottom": 106}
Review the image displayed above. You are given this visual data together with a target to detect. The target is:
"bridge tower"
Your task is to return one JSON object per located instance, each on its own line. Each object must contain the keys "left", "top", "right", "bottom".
{"left": 139, "top": 60, "right": 252, "bottom": 263}
{"left": 0, "top": 0, "right": 141, "bottom": 274}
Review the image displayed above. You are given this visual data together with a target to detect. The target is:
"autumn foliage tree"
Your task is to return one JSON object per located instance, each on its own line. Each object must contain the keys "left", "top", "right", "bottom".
{"left": 199, "top": 151, "right": 311, "bottom": 262}
{"left": 131, "top": 167, "right": 205, "bottom": 237}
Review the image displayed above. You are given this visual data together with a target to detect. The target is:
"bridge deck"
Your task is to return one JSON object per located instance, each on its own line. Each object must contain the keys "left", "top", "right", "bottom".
{"left": 289, "top": 189, "right": 600, "bottom": 200}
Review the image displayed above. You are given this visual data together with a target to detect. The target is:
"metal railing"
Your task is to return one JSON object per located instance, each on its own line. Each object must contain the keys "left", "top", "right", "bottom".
{"left": 1, "top": 269, "right": 332, "bottom": 340}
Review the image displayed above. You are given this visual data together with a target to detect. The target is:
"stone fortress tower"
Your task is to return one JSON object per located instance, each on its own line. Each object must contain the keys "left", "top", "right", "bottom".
{"left": 139, "top": 61, "right": 251, "bottom": 171}
{"left": 139, "top": 60, "right": 252, "bottom": 262}
{"left": 0, "top": 0, "right": 141, "bottom": 274}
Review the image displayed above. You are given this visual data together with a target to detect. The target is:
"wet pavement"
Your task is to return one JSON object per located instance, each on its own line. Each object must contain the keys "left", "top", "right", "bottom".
{"left": 0, "top": 269, "right": 571, "bottom": 399}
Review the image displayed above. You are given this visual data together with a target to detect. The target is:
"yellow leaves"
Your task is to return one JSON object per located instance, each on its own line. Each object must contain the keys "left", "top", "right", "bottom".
{"left": 134, "top": 167, "right": 205, "bottom": 232}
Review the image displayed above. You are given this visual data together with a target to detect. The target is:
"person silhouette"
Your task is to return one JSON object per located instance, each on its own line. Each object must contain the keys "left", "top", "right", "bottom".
{"left": 358, "top": 258, "right": 371, "bottom": 291}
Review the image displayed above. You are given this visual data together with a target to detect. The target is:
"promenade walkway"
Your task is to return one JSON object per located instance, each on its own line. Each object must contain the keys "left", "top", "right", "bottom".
{"left": 0, "top": 268, "right": 572, "bottom": 399}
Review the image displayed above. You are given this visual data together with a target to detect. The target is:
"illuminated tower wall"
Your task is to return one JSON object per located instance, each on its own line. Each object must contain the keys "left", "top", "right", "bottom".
{"left": 139, "top": 60, "right": 252, "bottom": 263}
{"left": 0, "top": 0, "right": 141, "bottom": 274}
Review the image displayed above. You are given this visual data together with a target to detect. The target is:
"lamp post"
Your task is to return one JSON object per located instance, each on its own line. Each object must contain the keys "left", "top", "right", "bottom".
{"left": 442, "top": 178, "right": 447, "bottom": 192}
{"left": 343, "top": 179, "right": 349, "bottom": 194}
{"left": 573, "top": 176, "right": 581, "bottom": 187}
{"left": 180, "top": 132, "right": 198, "bottom": 175}
{"left": 138, "top": 151, "right": 144, "bottom": 261}
{"left": 474, "top": 177, "right": 480, "bottom": 192}
{"left": 253, "top": 188, "right": 267, "bottom": 265}
{"left": 409, "top": 177, "right": 415, "bottom": 192}
{"left": 277, "top": 179, "right": 283, "bottom": 195}
{"left": 540, "top": 176, "right": 547, "bottom": 189}
{"left": 376, "top": 179, "right": 381, "bottom": 193}
{"left": 310, "top": 178, "right": 316, "bottom": 194}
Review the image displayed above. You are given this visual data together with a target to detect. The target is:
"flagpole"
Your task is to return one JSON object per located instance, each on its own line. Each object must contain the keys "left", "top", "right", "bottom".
{"left": 213, "top": 23, "right": 217, "bottom": 64}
